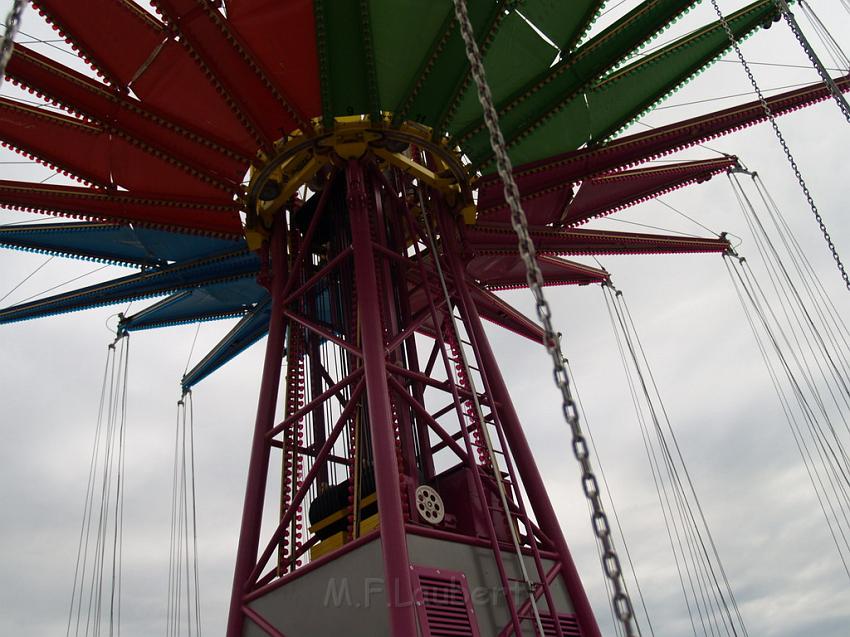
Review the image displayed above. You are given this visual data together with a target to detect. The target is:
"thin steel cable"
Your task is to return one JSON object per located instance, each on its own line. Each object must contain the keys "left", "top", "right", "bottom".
{"left": 188, "top": 393, "right": 202, "bottom": 637}
{"left": 607, "top": 287, "right": 720, "bottom": 637}
{"left": 726, "top": 255, "right": 850, "bottom": 567}
{"left": 730, "top": 195, "right": 850, "bottom": 474}
{"left": 604, "top": 217, "right": 703, "bottom": 238}
{"left": 735, "top": 252, "right": 850, "bottom": 496}
{"left": 772, "top": 0, "right": 850, "bottom": 120}
{"left": 0, "top": 255, "right": 52, "bottom": 304}
{"left": 732, "top": 253, "right": 850, "bottom": 557}
{"left": 602, "top": 288, "right": 702, "bottom": 637}
{"left": 723, "top": 255, "right": 850, "bottom": 580}
{"left": 111, "top": 335, "right": 130, "bottom": 637}
{"left": 731, "top": 174, "right": 850, "bottom": 412}
{"left": 748, "top": 174, "right": 850, "bottom": 382}
{"left": 608, "top": 286, "right": 721, "bottom": 637}
{"left": 568, "top": 356, "right": 655, "bottom": 637}
{"left": 91, "top": 337, "right": 124, "bottom": 636}
{"left": 655, "top": 199, "right": 722, "bottom": 238}
{"left": 729, "top": 244, "right": 850, "bottom": 503}
{"left": 717, "top": 58, "right": 847, "bottom": 72}
{"left": 452, "top": 1, "right": 638, "bottom": 629}
{"left": 167, "top": 401, "right": 182, "bottom": 637}
{"left": 13, "top": 28, "right": 76, "bottom": 58}
{"left": 183, "top": 323, "right": 202, "bottom": 377}
{"left": 13, "top": 264, "right": 110, "bottom": 304}
{"left": 67, "top": 343, "right": 115, "bottom": 637}
{"left": 653, "top": 81, "right": 816, "bottom": 111}
{"left": 754, "top": 175, "right": 850, "bottom": 359}
{"left": 798, "top": 2, "right": 850, "bottom": 71}
{"left": 616, "top": 291, "right": 748, "bottom": 637}
{"left": 709, "top": 0, "right": 850, "bottom": 291}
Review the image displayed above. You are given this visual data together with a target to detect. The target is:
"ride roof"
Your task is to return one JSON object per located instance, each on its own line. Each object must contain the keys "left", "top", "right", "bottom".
{"left": 1, "top": 0, "right": 847, "bottom": 389}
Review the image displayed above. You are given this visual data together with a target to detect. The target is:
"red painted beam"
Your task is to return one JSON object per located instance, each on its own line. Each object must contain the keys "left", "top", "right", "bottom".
{"left": 151, "top": 0, "right": 312, "bottom": 146}
{"left": 0, "top": 180, "right": 243, "bottom": 236}
{"left": 466, "top": 254, "right": 608, "bottom": 290}
{"left": 225, "top": 0, "right": 322, "bottom": 121}
{"left": 467, "top": 283, "right": 546, "bottom": 343}
{"left": 478, "top": 156, "right": 736, "bottom": 227}
{"left": 562, "top": 157, "right": 737, "bottom": 226}
{"left": 0, "top": 98, "right": 110, "bottom": 187}
{"left": 32, "top": 0, "right": 165, "bottom": 87}
{"left": 466, "top": 223, "right": 730, "bottom": 256}
{"left": 0, "top": 97, "right": 236, "bottom": 198}
{"left": 6, "top": 45, "right": 249, "bottom": 190}
{"left": 477, "top": 74, "right": 850, "bottom": 216}
{"left": 32, "top": 0, "right": 258, "bottom": 154}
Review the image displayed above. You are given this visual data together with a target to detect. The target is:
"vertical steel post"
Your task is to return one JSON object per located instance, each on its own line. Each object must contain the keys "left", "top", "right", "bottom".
{"left": 441, "top": 212, "right": 603, "bottom": 637}
{"left": 346, "top": 159, "right": 419, "bottom": 636}
{"left": 226, "top": 219, "right": 289, "bottom": 637}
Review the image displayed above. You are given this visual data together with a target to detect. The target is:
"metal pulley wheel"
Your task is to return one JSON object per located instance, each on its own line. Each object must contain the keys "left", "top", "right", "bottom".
{"left": 415, "top": 485, "right": 445, "bottom": 525}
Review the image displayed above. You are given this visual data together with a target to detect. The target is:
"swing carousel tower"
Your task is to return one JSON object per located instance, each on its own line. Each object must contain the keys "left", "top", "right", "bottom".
{"left": 0, "top": 0, "right": 848, "bottom": 635}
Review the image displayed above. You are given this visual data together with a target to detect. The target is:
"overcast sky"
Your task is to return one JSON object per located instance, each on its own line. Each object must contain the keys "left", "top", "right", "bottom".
{"left": 1, "top": 1, "right": 850, "bottom": 636}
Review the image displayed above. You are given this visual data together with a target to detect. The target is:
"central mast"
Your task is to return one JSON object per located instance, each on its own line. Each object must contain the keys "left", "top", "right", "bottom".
{"left": 227, "top": 122, "right": 600, "bottom": 637}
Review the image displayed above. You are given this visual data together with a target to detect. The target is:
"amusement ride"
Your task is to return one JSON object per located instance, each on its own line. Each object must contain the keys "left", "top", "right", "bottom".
{"left": 1, "top": 0, "right": 849, "bottom": 636}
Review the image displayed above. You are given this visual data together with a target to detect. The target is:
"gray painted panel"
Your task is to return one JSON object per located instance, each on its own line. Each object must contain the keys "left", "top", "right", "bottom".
{"left": 245, "top": 533, "right": 575, "bottom": 636}
{"left": 246, "top": 537, "right": 395, "bottom": 637}
{"left": 407, "top": 534, "right": 574, "bottom": 636}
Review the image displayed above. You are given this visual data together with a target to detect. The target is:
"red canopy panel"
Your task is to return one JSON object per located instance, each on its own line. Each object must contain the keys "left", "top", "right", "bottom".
{"left": 478, "top": 182, "right": 573, "bottom": 226}
{"left": 0, "top": 98, "right": 111, "bottom": 186}
{"left": 563, "top": 157, "right": 737, "bottom": 226}
{"left": 6, "top": 45, "right": 249, "bottom": 189}
{"left": 225, "top": 0, "right": 322, "bottom": 122}
{"left": 0, "top": 181, "right": 243, "bottom": 237}
{"left": 0, "top": 98, "right": 232, "bottom": 198}
{"left": 107, "top": 136, "right": 240, "bottom": 199}
{"left": 467, "top": 254, "right": 607, "bottom": 289}
{"left": 32, "top": 0, "right": 164, "bottom": 87}
{"left": 130, "top": 39, "right": 258, "bottom": 155}
{"left": 476, "top": 74, "right": 850, "bottom": 214}
{"left": 152, "top": 0, "right": 313, "bottom": 144}
{"left": 465, "top": 223, "right": 730, "bottom": 256}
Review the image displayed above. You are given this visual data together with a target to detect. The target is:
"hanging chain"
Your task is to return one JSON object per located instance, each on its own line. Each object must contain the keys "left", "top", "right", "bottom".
{"left": 773, "top": 0, "right": 850, "bottom": 123}
{"left": 709, "top": 0, "right": 850, "bottom": 292}
{"left": 450, "top": 0, "right": 637, "bottom": 634}
{"left": 0, "top": 0, "right": 27, "bottom": 86}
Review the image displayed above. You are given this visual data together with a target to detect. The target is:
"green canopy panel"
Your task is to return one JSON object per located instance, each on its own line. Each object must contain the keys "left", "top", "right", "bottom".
{"left": 440, "top": 10, "right": 558, "bottom": 137}
{"left": 476, "top": 0, "right": 782, "bottom": 170}
{"left": 520, "top": 0, "right": 606, "bottom": 52}
{"left": 370, "top": 0, "right": 453, "bottom": 114}
{"left": 392, "top": 0, "right": 502, "bottom": 127}
{"left": 453, "top": 0, "right": 700, "bottom": 160}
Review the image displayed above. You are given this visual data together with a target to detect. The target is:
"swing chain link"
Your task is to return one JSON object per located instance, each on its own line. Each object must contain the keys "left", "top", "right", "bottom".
{"left": 773, "top": 0, "right": 850, "bottom": 124}
{"left": 710, "top": 0, "right": 850, "bottom": 292}
{"left": 450, "top": 0, "right": 638, "bottom": 634}
{"left": 0, "top": 0, "right": 27, "bottom": 84}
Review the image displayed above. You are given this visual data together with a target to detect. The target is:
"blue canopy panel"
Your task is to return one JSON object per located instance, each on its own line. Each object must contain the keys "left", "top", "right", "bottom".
{"left": 181, "top": 283, "right": 335, "bottom": 390}
{"left": 119, "top": 278, "right": 269, "bottom": 332}
{"left": 0, "top": 222, "right": 247, "bottom": 267}
{"left": 181, "top": 298, "right": 273, "bottom": 390}
{"left": 0, "top": 249, "right": 260, "bottom": 324}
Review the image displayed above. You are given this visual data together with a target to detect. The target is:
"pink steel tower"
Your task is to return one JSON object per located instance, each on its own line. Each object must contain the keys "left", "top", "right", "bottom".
{"left": 226, "top": 146, "right": 616, "bottom": 637}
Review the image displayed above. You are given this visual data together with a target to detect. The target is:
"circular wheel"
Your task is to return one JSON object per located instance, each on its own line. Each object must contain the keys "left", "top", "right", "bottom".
{"left": 415, "top": 486, "right": 445, "bottom": 525}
